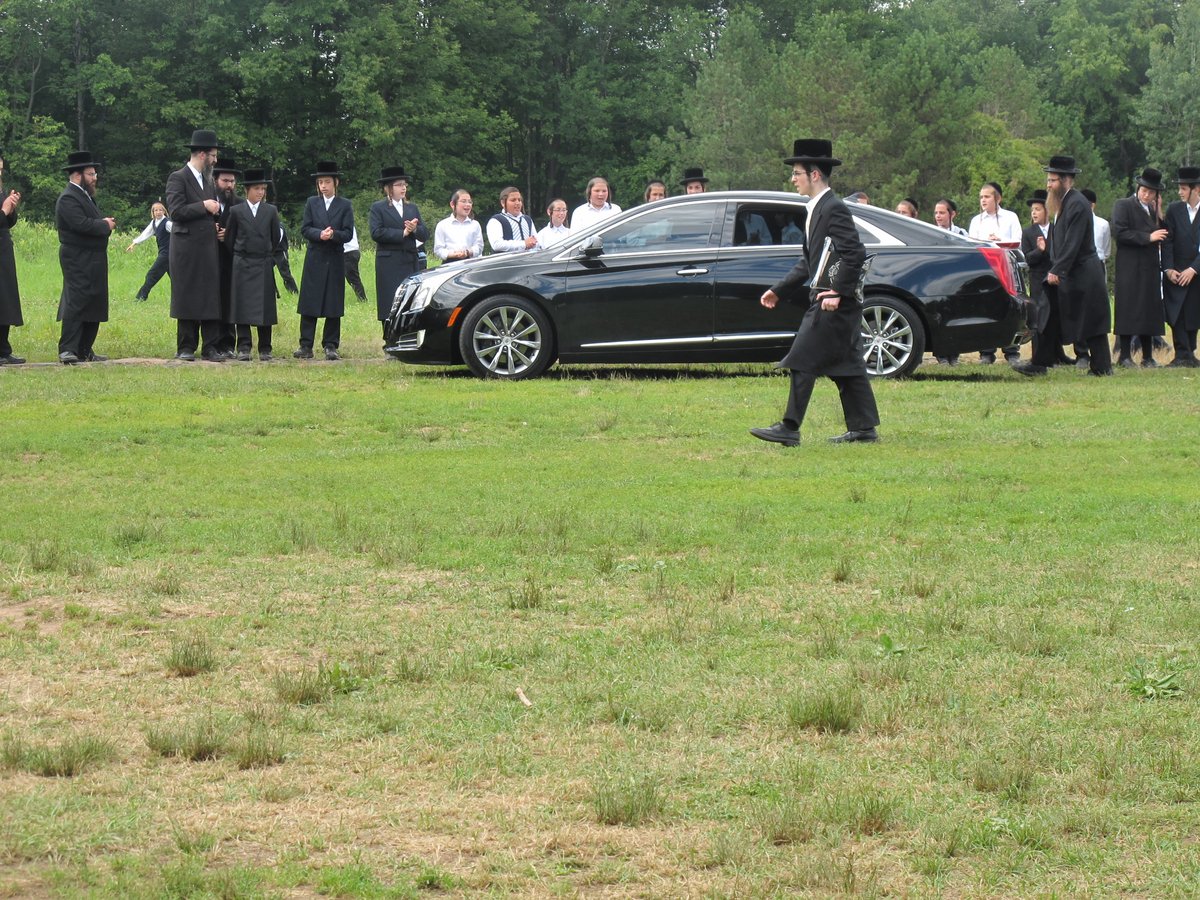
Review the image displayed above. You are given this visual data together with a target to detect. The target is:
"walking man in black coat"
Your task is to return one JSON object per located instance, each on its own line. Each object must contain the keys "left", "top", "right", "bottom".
{"left": 1161, "top": 165, "right": 1200, "bottom": 367}
{"left": 165, "top": 129, "right": 224, "bottom": 361}
{"left": 751, "top": 138, "right": 880, "bottom": 446}
{"left": 1111, "top": 167, "right": 1168, "bottom": 367}
{"left": 0, "top": 150, "right": 25, "bottom": 365}
{"left": 1042, "top": 155, "right": 1112, "bottom": 375}
{"left": 295, "top": 161, "right": 354, "bottom": 360}
{"left": 369, "top": 166, "right": 427, "bottom": 343}
{"left": 55, "top": 151, "right": 114, "bottom": 364}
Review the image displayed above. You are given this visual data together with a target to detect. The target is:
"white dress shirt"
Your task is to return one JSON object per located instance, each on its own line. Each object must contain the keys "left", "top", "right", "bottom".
{"left": 1092, "top": 215, "right": 1111, "bottom": 261}
{"left": 131, "top": 216, "right": 173, "bottom": 245}
{"left": 536, "top": 223, "right": 571, "bottom": 248}
{"left": 434, "top": 215, "right": 484, "bottom": 261}
{"left": 968, "top": 207, "right": 1022, "bottom": 242}
{"left": 570, "top": 202, "right": 622, "bottom": 231}
{"left": 486, "top": 213, "right": 535, "bottom": 253}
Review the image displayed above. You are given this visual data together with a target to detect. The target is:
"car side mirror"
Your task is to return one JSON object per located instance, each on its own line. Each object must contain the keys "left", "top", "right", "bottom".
{"left": 577, "top": 235, "right": 603, "bottom": 258}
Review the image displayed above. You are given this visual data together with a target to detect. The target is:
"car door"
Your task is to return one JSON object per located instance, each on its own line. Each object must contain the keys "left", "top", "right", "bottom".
{"left": 551, "top": 200, "right": 724, "bottom": 357}
{"left": 712, "top": 202, "right": 809, "bottom": 357}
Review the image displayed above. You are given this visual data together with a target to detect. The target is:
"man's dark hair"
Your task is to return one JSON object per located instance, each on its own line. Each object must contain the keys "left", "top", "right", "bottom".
{"left": 1081, "top": 188, "right": 1097, "bottom": 204}
{"left": 984, "top": 181, "right": 1003, "bottom": 198}
{"left": 936, "top": 197, "right": 958, "bottom": 213}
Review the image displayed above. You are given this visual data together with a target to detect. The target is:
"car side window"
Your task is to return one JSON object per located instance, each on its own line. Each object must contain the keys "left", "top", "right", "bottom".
{"left": 732, "top": 206, "right": 806, "bottom": 247}
{"left": 600, "top": 205, "right": 719, "bottom": 253}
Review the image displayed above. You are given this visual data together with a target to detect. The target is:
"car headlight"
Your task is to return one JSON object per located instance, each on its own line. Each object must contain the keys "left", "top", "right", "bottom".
{"left": 406, "top": 268, "right": 459, "bottom": 315}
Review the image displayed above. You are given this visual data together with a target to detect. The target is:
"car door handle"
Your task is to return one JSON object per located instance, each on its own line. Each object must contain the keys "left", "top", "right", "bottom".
{"left": 676, "top": 267, "right": 709, "bottom": 276}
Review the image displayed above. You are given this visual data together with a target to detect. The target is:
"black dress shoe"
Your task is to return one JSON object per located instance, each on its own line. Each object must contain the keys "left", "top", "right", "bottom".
{"left": 979, "top": 352, "right": 996, "bottom": 364}
{"left": 1056, "top": 353, "right": 1076, "bottom": 365}
{"left": 236, "top": 351, "right": 252, "bottom": 361}
{"left": 828, "top": 428, "right": 879, "bottom": 444}
{"left": 259, "top": 352, "right": 273, "bottom": 362}
{"left": 219, "top": 349, "right": 236, "bottom": 360}
{"left": 1075, "top": 357, "right": 1090, "bottom": 369}
{"left": 1168, "top": 356, "right": 1199, "bottom": 368}
{"left": 175, "top": 351, "right": 196, "bottom": 361}
{"left": 750, "top": 423, "right": 800, "bottom": 447}
{"left": 1012, "top": 363, "right": 1048, "bottom": 376}
{"left": 134, "top": 294, "right": 147, "bottom": 302}
{"left": 59, "top": 351, "right": 80, "bottom": 365}
{"left": 1142, "top": 358, "right": 1159, "bottom": 369}
{"left": 0, "top": 354, "right": 25, "bottom": 365}
{"left": 201, "top": 350, "right": 226, "bottom": 362}
{"left": 1087, "top": 367, "right": 1113, "bottom": 376}
{"left": 81, "top": 351, "right": 108, "bottom": 362}
{"left": 293, "top": 347, "right": 314, "bottom": 359}
{"left": 324, "top": 348, "right": 341, "bottom": 361}
{"left": 1118, "top": 357, "right": 1137, "bottom": 369}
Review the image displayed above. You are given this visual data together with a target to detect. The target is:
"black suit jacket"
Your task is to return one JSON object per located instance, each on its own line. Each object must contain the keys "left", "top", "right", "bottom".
{"left": 369, "top": 199, "right": 428, "bottom": 320}
{"left": 1049, "top": 188, "right": 1110, "bottom": 341}
{"left": 297, "top": 194, "right": 354, "bottom": 318}
{"left": 165, "top": 164, "right": 221, "bottom": 320}
{"left": 55, "top": 183, "right": 110, "bottom": 321}
{"left": 1161, "top": 200, "right": 1200, "bottom": 324}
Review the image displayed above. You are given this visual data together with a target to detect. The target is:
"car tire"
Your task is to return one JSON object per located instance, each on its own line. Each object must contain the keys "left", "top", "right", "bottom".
{"left": 458, "top": 295, "right": 556, "bottom": 380}
{"left": 860, "top": 296, "right": 925, "bottom": 378}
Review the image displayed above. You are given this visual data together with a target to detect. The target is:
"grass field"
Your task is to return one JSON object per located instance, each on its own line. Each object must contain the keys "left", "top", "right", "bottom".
{"left": 3, "top": 226, "right": 1200, "bottom": 897}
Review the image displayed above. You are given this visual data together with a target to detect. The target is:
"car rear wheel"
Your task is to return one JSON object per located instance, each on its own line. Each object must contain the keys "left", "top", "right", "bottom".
{"left": 861, "top": 296, "right": 925, "bottom": 377}
{"left": 458, "top": 295, "right": 556, "bottom": 379}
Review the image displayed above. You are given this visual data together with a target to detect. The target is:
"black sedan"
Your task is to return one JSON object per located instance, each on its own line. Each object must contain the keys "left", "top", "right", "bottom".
{"left": 384, "top": 191, "right": 1029, "bottom": 379}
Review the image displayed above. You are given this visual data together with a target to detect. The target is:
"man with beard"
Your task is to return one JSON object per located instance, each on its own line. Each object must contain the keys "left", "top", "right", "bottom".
{"left": 165, "top": 129, "right": 223, "bottom": 361}
{"left": 213, "top": 156, "right": 244, "bottom": 358}
{"left": 55, "top": 151, "right": 115, "bottom": 364}
{"left": 1160, "top": 166, "right": 1200, "bottom": 367}
{"left": 1111, "top": 167, "right": 1168, "bottom": 367}
{"left": 368, "top": 166, "right": 426, "bottom": 342}
{"left": 1019, "top": 155, "right": 1112, "bottom": 376}
{"left": 750, "top": 138, "right": 880, "bottom": 446}
{"left": 295, "top": 160, "right": 354, "bottom": 360}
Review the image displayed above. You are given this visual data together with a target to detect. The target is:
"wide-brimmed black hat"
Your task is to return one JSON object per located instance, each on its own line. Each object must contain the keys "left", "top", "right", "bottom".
{"left": 783, "top": 139, "right": 842, "bottom": 167}
{"left": 241, "top": 168, "right": 271, "bottom": 186}
{"left": 310, "top": 160, "right": 342, "bottom": 178}
{"left": 1176, "top": 166, "right": 1200, "bottom": 186}
{"left": 377, "top": 165, "right": 412, "bottom": 185}
{"left": 1027, "top": 189, "right": 1048, "bottom": 207}
{"left": 212, "top": 156, "right": 241, "bottom": 176}
{"left": 63, "top": 150, "right": 101, "bottom": 172}
{"left": 1043, "top": 155, "right": 1081, "bottom": 175}
{"left": 185, "top": 129, "right": 222, "bottom": 151}
{"left": 680, "top": 167, "right": 708, "bottom": 186}
{"left": 1134, "top": 167, "right": 1166, "bottom": 192}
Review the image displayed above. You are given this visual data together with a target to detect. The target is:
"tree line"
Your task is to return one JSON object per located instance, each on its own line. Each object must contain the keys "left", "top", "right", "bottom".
{"left": 1, "top": 0, "right": 1197, "bottom": 234}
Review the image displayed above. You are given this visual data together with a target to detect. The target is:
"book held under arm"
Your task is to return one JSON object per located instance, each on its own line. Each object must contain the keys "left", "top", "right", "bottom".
{"left": 810, "top": 237, "right": 871, "bottom": 302}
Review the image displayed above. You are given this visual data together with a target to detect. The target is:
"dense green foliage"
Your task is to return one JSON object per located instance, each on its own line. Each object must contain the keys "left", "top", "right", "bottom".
{"left": 0, "top": 0, "right": 1197, "bottom": 228}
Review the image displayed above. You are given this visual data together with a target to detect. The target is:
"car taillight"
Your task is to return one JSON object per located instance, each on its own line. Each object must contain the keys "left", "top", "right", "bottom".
{"left": 979, "top": 247, "right": 1018, "bottom": 296}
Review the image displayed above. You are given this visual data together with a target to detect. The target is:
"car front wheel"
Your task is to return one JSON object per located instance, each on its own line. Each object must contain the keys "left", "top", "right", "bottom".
{"left": 458, "top": 295, "right": 556, "bottom": 379}
{"left": 860, "top": 296, "right": 925, "bottom": 377}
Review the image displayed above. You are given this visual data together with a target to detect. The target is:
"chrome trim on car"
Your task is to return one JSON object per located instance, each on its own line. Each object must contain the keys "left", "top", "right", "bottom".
{"left": 580, "top": 335, "right": 713, "bottom": 349}
{"left": 386, "top": 330, "right": 425, "bottom": 352}
{"left": 713, "top": 332, "right": 797, "bottom": 342}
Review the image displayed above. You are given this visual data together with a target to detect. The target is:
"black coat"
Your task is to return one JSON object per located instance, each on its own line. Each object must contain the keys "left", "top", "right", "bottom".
{"left": 1111, "top": 194, "right": 1165, "bottom": 336}
{"left": 369, "top": 199, "right": 427, "bottom": 321}
{"left": 1021, "top": 222, "right": 1052, "bottom": 331}
{"left": 0, "top": 191, "right": 20, "bottom": 327}
{"left": 226, "top": 202, "right": 286, "bottom": 327}
{"left": 297, "top": 195, "right": 354, "bottom": 318}
{"left": 55, "top": 184, "right": 110, "bottom": 322}
{"left": 1160, "top": 200, "right": 1200, "bottom": 329}
{"left": 165, "top": 165, "right": 221, "bottom": 320}
{"left": 217, "top": 194, "right": 246, "bottom": 323}
{"left": 776, "top": 191, "right": 868, "bottom": 376}
{"left": 1049, "top": 188, "right": 1110, "bottom": 343}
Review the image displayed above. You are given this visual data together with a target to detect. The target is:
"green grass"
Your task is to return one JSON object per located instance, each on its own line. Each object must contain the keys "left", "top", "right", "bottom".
{"left": 3, "top": 253, "right": 1200, "bottom": 894}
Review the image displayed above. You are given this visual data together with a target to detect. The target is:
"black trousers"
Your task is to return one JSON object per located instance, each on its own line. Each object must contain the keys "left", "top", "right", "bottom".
{"left": 783, "top": 370, "right": 880, "bottom": 433}
{"left": 137, "top": 250, "right": 170, "bottom": 299}
{"left": 59, "top": 319, "right": 100, "bottom": 357}
{"left": 0, "top": 324, "right": 12, "bottom": 356}
{"left": 236, "top": 324, "right": 272, "bottom": 354}
{"left": 299, "top": 315, "right": 341, "bottom": 350}
{"left": 344, "top": 250, "right": 367, "bottom": 300}
{"left": 1169, "top": 312, "right": 1197, "bottom": 358}
{"left": 176, "top": 319, "right": 222, "bottom": 355}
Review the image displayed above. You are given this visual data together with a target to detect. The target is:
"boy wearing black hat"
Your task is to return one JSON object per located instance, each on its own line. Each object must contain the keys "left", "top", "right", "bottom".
{"left": 368, "top": 166, "right": 426, "bottom": 340}
{"left": 225, "top": 169, "right": 293, "bottom": 361}
{"left": 55, "top": 151, "right": 115, "bottom": 364}
{"left": 295, "top": 161, "right": 355, "bottom": 360}
{"left": 1111, "top": 167, "right": 1169, "bottom": 367}
{"left": 1160, "top": 166, "right": 1200, "bottom": 367}
{"left": 751, "top": 138, "right": 880, "bottom": 447}
{"left": 680, "top": 167, "right": 708, "bottom": 194}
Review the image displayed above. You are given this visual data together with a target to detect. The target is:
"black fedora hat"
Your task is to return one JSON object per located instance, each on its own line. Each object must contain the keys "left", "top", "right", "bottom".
{"left": 240, "top": 168, "right": 271, "bottom": 186}
{"left": 1027, "top": 189, "right": 1048, "bottom": 207}
{"left": 377, "top": 165, "right": 413, "bottom": 185}
{"left": 1176, "top": 165, "right": 1200, "bottom": 185}
{"left": 680, "top": 166, "right": 709, "bottom": 186}
{"left": 63, "top": 150, "right": 101, "bottom": 172}
{"left": 783, "top": 138, "right": 842, "bottom": 167}
{"left": 212, "top": 156, "right": 241, "bottom": 176}
{"left": 185, "top": 129, "right": 222, "bottom": 151}
{"left": 1134, "top": 167, "right": 1166, "bottom": 192}
{"left": 310, "top": 160, "right": 342, "bottom": 178}
{"left": 1043, "top": 155, "right": 1081, "bottom": 175}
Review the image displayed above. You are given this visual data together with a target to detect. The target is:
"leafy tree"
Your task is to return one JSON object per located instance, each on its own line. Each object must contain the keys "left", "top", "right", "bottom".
{"left": 1137, "top": 0, "right": 1200, "bottom": 168}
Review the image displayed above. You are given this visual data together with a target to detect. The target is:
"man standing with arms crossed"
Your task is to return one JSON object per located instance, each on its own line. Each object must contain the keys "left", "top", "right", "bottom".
{"left": 750, "top": 138, "right": 880, "bottom": 447}
{"left": 56, "top": 150, "right": 114, "bottom": 364}
{"left": 165, "top": 129, "right": 223, "bottom": 361}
